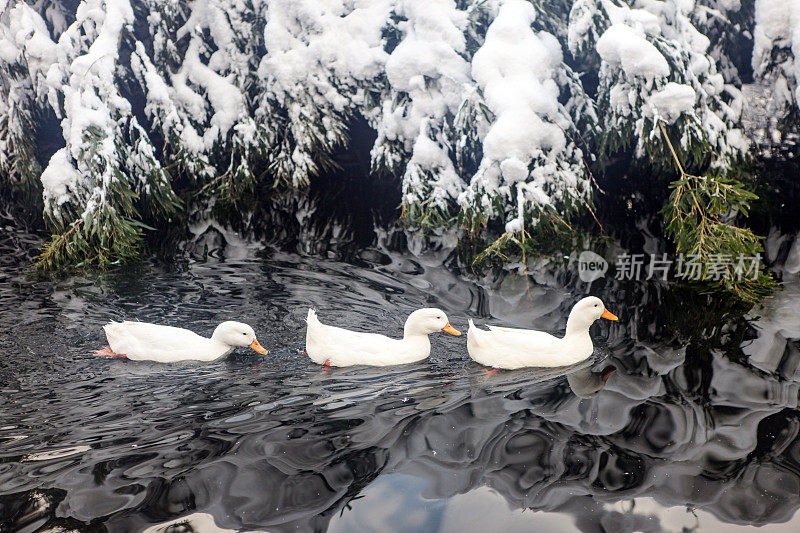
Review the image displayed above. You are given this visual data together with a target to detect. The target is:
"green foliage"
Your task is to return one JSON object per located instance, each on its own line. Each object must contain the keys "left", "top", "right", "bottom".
{"left": 37, "top": 170, "right": 144, "bottom": 271}
{"left": 466, "top": 207, "right": 587, "bottom": 273}
{"left": 36, "top": 122, "right": 182, "bottom": 271}
{"left": 401, "top": 199, "right": 456, "bottom": 232}
{"left": 658, "top": 123, "right": 773, "bottom": 302}
{"left": 36, "top": 210, "right": 147, "bottom": 271}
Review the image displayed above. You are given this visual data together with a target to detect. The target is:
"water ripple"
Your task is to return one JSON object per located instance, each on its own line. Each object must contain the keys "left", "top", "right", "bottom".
{"left": 0, "top": 246, "right": 799, "bottom": 531}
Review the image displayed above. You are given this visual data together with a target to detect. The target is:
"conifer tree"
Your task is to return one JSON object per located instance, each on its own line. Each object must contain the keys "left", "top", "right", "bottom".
{"left": 0, "top": 0, "right": 795, "bottom": 301}
{"left": 752, "top": 0, "right": 800, "bottom": 134}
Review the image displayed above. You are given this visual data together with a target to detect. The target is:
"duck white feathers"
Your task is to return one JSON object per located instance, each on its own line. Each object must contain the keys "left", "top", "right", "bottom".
{"left": 305, "top": 308, "right": 461, "bottom": 367}
{"left": 99, "top": 321, "right": 269, "bottom": 362}
{"left": 467, "top": 296, "right": 617, "bottom": 369}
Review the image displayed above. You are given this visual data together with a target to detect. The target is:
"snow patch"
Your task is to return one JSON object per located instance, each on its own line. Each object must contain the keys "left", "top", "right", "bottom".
{"left": 647, "top": 82, "right": 697, "bottom": 123}
{"left": 40, "top": 148, "right": 79, "bottom": 206}
{"left": 597, "top": 24, "right": 669, "bottom": 80}
{"left": 460, "top": 0, "right": 585, "bottom": 225}
{"left": 752, "top": 0, "right": 800, "bottom": 109}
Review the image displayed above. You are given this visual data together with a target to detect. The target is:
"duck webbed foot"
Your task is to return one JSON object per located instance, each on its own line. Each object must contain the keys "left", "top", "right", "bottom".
{"left": 93, "top": 347, "right": 127, "bottom": 359}
{"left": 481, "top": 368, "right": 500, "bottom": 381}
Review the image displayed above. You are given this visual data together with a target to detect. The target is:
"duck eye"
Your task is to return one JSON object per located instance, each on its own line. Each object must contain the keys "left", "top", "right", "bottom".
{"left": 242, "top": 332, "right": 247, "bottom": 335}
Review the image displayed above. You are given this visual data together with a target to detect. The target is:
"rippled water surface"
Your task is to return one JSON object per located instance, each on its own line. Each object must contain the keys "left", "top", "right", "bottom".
{"left": 2, "top": 227, "right": 800, "bottom": 532}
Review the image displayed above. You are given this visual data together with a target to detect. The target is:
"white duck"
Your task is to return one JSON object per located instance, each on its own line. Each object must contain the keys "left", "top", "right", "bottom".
{"left": 97, "top": 321, "right": 269, "bottom": 362}
{"left": 305, "top": 308, "right": 461, "bottom": 367}
{"left": 467, "top": 296, "right": 618, "bottom": 369}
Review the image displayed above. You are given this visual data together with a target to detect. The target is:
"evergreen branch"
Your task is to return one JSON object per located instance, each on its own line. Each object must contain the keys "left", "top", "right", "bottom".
{"left": 658, "top": 122, "right": 686, "bottom": 177}
{"left": 34, "top": 219, "right": 84, "bottom": 271}
{"left": 658, "top": 121, "right": 773, "bottom": 302}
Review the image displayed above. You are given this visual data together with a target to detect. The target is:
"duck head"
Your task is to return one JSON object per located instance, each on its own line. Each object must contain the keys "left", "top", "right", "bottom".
{"left": 404, "top": 308, "right": 461, "bottom": 337}
{"left": 565, "top": 296, "right": 618, "bottom": 335}
{"left": 212, "top": 321, "right": 269, "bottom": 354}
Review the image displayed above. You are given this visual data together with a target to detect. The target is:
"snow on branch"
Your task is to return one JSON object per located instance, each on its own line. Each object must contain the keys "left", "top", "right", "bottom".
{"left": 459, "top": 0, "right": 588, "bottom": 235}
{"left": 572, "top": 0, "right": 748, "bottom": 167}
{"left": 1, "top": 0, "right": 180, "bottom": 266}
{"left": 370, "top": 0, "right": 471, "bottom": 224}
{"left": 752, "top": 0, "right": 800, "bottom": 122}
{"left": 256, "top": 0, "right": 391, "bottom": 187}
{"left": 0, "top": 0, "right": 797, "bottom": 269}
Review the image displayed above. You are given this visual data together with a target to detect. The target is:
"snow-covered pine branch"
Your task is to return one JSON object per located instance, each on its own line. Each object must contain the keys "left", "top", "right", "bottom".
{"left": 571, "top": 0, "right": 748, "bottom": 170}
{"left": 368, "top": 0, "right": 471, "bottom": 227}
{"left": 458, "top": 0, "right": 589, "bottom": 236}
{"left": 752, "top": 0, "right": 800, "bottom": 131}
{"left": 0, "top": 0, "right": 797, "bottom": 281}
{"left": 257, "top": 0, "right": 390, "bottom": 188}
{"left": 0, "top": 1, "right": 46, "bottom": 191}
{"left": 693, "top": 1, "right": 753, "bottom": 87}
{"left": 0, "top": 0, "right": 181, "bottom": 267}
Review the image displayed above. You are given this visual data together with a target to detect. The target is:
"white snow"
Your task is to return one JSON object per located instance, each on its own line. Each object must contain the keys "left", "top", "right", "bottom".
{"left": 647, "top": 82, "right": 697, "bottom": 123}
{"left": 752, "top": 0, "right": 800, "bottom": 109}
{"left": 0, "top": 37, "right": 18, "bottom": 63}
{"left": 505, "top": 217, "right": 523, "bottom": 234}
{"left": 3, "top": 3, "right": 58, "bottom": 82}
{"left": 459, "top": 0, "right": 585, "bottom": 228}
{"left": 40, "top": 148, "right": 80, "bottom": 206}
{"left": 404, "top": 128, "right": 463, "bottom": 208}
{"left": 184, "top": 41, "right": 244, "bottom": 147}
{"left": 259, "top": 0, "right": 390, "bottom": 103}
{"left": 596, "top": 24, "right": 669, "bottom": 80}
{"left": 602, "top": 0, "right": 662, "bottom": 36}
{"left": 499, "top": 158, "right": 529, "bottom": 184}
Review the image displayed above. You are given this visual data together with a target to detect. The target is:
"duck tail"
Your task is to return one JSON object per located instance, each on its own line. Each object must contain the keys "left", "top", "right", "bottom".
{"left": 102, "top": 321, "right": 123, "bottom": 337}
{"left": 467, "top": 319, "right": 478, "bottom": 345}
{"left": 101, "top": 321, "right": 126, "bottom": 352}
{"left": 466, "top": 319, "right": 481, "bottom": 358}
{"left": 306, "top": 308, "right": 319, "bottom": 325}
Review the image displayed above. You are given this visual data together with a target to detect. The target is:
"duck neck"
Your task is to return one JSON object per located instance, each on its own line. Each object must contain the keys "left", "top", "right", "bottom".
{"left": 565, "top": 315, "right": 592, "bottom": 338}
{"left": 209, "top": 330, "right": 231, "bottom": 348}
{"left": 403, "top": 324, "right": 429, "bottom": 339}
{"left": 401, "top": 329, "right": 431, "bottom": 362}
{"left": 403, "top": 320, "right": 427, "bottom": 339}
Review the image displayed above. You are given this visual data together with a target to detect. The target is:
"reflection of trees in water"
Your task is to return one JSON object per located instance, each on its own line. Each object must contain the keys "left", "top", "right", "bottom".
{"left": 98, "top": 352, "right": 800, "bottom": 532}
{"left": 387, "top": 363, "right": 800, "bottom": 530}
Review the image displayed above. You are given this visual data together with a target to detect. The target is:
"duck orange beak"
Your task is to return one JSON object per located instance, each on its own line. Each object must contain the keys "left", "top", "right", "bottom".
{"left": 249, "top": 339, "right": 269, "bottom": 355}
{"left": 442, "top": 323, "right": 461, "bottom": 336}
{"left": 601, "top": 308, "right": 618, "bottom": 321}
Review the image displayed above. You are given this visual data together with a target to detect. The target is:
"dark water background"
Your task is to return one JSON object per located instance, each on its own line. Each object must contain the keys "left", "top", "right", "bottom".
{"left": 2, "top": 211, "right": 800, "bottom": 533}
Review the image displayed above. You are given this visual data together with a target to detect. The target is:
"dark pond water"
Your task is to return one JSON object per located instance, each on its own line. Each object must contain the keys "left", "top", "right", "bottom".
{"left": 2, "top": 220, "right": 800, "bottom": 533}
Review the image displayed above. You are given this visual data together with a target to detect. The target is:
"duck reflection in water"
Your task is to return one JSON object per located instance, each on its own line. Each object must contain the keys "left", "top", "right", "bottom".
{"left": 567, "top": 365, "right": 617, "bottom": 398}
